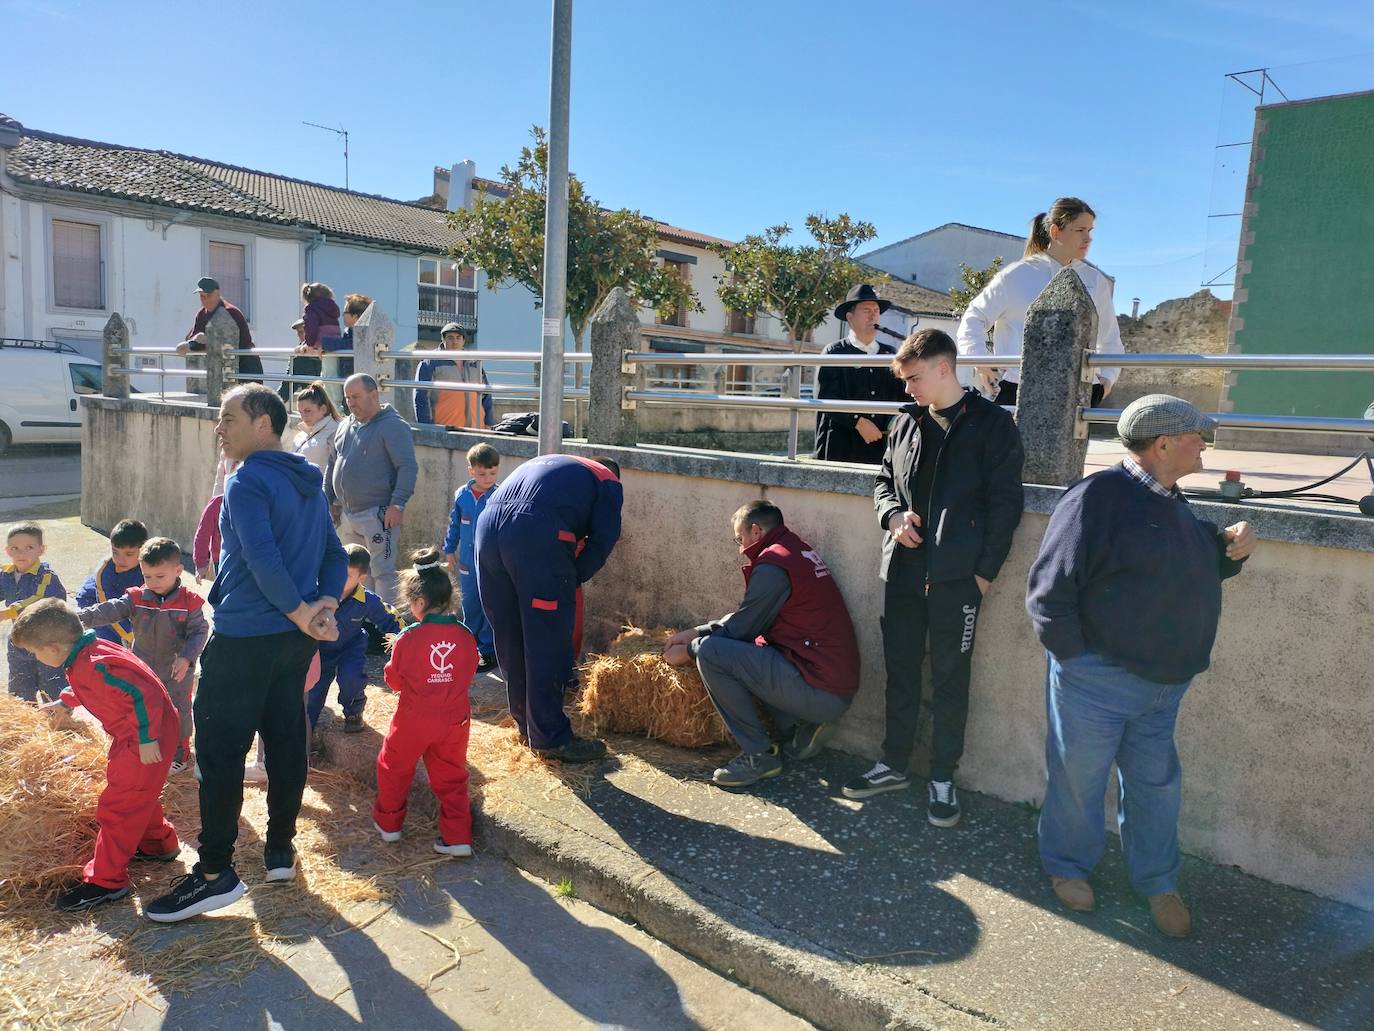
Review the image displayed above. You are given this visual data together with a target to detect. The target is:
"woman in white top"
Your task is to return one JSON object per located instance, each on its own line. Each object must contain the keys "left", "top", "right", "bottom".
{"left": 291, "top": 379, "right": 341, "bottom": 473}
{"left": 956, "top": 196, "right": 1122, "bottom": 407}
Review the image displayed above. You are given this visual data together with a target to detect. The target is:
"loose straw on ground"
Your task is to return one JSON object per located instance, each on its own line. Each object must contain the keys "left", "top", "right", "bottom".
{"left": 575, "top": 626, "right": 730, "bottom": 748}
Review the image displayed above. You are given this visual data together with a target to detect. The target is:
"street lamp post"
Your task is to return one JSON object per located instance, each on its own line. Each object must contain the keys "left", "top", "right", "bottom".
{"left": 538, "top": 0, "right": 573, "bottom": 455}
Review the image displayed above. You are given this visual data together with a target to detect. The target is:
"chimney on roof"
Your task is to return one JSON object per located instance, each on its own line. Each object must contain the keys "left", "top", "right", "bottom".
{"left": 450, "top": 160, "right": 476, "bottom": 213}
{"left": 433, "top": 166, "right": 451, "bottom": 204}
{"left": 0, "top": 114, "right": 21, "bottom": 150}
{"left": 1131, "top": 297, "right": 1140, "bottom": 319}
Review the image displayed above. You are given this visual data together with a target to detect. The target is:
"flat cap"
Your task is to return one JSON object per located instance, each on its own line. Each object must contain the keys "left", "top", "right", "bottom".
{"left": 1118, "top": 393, "right": 1218, "bottom": 442}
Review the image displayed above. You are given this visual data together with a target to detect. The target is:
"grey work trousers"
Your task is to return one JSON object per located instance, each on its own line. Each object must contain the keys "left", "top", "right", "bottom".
{"left": 694, "top": 635, "right": 851, "bottom": 754}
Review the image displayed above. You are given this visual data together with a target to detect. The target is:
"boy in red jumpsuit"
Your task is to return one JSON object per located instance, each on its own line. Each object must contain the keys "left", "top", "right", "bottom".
{"left": 13, "top": 598, "right": 180, "bottom": 912}
{"left": 372, "top": 548, "right": 478, "bottom": 855}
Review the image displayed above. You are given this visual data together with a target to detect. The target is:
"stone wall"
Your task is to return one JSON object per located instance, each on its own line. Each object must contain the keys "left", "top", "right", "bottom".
{"left": 81, "top": 396, "right": 1374, "bottom": 910}
{"left": 1112, "top": 289, "right": 1231, "bottom": 412}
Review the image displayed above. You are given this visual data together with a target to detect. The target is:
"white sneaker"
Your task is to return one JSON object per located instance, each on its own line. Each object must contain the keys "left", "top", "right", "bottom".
{"left": 374, "top": 821, "right": 401, "bottom": 843}
{"left": 433, "top": 838, "right": 473, "bottom": 857}
{"left": 243, "top": 762, "right": 268, "bottom": 784}
{"left": 168, "top": 758, "right": 193, "bottom": 776}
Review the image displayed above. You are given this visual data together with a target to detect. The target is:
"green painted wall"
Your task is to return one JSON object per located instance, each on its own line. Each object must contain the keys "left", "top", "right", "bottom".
{"left": 1229, "top": 91, "right": 1374, "bottom": 418}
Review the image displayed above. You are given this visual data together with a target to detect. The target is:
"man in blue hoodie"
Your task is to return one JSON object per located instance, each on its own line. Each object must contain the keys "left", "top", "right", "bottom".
{"left": 146, "top": 385, "right": 347, "bottom": 923}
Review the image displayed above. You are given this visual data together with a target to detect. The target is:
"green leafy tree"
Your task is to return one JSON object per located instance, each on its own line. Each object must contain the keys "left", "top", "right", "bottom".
{"left": 447, "top": 127, "right": 700, "bottom": 344}
{"left": 714, "top": 214, "right": 879, "bottom": 350}
{"left": 948, "top": 256, "right": 1005, "bottom": 315}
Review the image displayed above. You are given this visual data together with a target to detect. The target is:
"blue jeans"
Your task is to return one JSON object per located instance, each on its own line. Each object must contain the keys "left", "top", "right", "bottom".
{"left": 1037, "top": 651, "right": 1192, "bottom": 896}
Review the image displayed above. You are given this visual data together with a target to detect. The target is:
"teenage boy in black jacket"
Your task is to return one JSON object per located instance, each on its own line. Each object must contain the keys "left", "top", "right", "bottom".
{"left": 843, "top": 329, "right": 1024, "bottom": 827}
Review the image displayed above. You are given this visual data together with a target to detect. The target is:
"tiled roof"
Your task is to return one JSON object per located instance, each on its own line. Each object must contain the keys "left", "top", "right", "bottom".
{"left": 6, "top": 127, "right": 456, "bottom": 251}
{"left": 4, "top": 122, "right": 745, "bottom": 258}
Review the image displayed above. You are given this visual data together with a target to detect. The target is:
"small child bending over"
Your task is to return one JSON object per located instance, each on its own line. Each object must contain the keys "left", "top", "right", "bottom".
{"left": 13, "top": 598, "right": 180, "bottom": 912}
{"left": 79, "top": 537, "right": 209, "bottom": 775}
{"left": 372, "top": 548, "right": 478, "bottom": 857}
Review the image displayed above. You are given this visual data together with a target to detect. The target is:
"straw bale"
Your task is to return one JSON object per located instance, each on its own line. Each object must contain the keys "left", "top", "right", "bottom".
{"left": 575, "top": 626, "right": 730, "bottom": 748}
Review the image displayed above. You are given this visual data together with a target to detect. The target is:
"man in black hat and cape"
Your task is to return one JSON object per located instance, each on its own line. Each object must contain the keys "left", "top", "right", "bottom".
{"left": 814, "top": 284, "right": 907, "bottom": 464}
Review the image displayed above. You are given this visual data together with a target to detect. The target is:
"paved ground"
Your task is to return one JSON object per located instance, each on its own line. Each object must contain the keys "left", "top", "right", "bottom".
{"left": 479, "top": 740, "right": 1374, "bottom": 1031}
{"left": 0, "top": 442, "right": 81, "bottom": 507}
{"left": 114, "top": 855, "right": 809, "bottom": 1031}
{"left": 0, "top": 508, "right": 809, "bottom": 1031}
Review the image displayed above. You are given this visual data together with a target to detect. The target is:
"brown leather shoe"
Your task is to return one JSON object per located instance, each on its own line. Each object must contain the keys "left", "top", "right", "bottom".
{"left": 1148, "top": 892, "right": 1192, "bottom": 938}
{"left": 1051, "top": 876, "right": 1095, "bottom": 912}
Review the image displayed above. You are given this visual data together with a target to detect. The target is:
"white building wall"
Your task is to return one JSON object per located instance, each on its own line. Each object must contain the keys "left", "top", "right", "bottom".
{"left": 6, "top": 194, "right": 303, "bottom": 385}
{"left": 860, "top": 225, "right": 1024, "bottom": 294}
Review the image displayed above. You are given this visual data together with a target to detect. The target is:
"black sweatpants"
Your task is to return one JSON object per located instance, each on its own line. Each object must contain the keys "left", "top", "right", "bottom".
{"left": 194, "top": 629, "right": 317, "bottom": 872}
{"left": 880, "top": 550, "right": 984, "bottom": 781}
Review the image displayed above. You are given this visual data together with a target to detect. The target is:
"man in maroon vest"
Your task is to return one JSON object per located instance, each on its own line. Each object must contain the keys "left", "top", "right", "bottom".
{"left": 663, "top": 500, "right": 860, "bottom": 788}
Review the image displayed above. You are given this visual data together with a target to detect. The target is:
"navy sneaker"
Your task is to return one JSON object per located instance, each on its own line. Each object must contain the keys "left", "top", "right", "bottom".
{"left": 476, "top": 653, "right": 497, "bottom": 674}
{"left": 712, "top": 746, "right": 783, "bottom": 788}
{"left": 145, "top": 864, "right": 246, "bottom": 923}
{"left": 264, "top": 846, "right": 297, "bottom": 882}
{"left": 841, "top": 762, "right": 910, "bottom": 800}
{"left": 56, "top": 882, "right": 130, "bottom": 912}
{"left": 927, "top": 780, "right": 961, "bottom": 828}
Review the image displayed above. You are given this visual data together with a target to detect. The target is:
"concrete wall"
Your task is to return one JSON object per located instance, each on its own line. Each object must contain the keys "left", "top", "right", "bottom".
{"left": 81, "top": 396, "right": 1374, "bottom": 910}
{"left": 1113, "top": 289, "right": 1231, "bottom": 413}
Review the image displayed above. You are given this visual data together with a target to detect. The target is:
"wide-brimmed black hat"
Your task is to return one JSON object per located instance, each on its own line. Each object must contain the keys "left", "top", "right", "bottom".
{"left": 833, "top": 283, "right": 892, "bottom": 321}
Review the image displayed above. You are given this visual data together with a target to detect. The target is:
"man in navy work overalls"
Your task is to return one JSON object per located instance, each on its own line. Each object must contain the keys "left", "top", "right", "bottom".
{"left": 475, "top": 454, "right": 623, "bottom": 762}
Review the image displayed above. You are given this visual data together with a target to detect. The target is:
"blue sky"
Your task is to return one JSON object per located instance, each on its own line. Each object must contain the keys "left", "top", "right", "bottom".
{"left": 4, "top": 0, "right": 1372, "bottom": 310}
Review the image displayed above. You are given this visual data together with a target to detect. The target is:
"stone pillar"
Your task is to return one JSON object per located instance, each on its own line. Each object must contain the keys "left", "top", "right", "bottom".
{"left": 203, "top": 306, "right": 239, "bottom": 406}
{"left": 101, "top": 313, "right": 129, "bottom": 400}
{"left": 587, "top": 287, "right": 639, "bottom": 447}
{"left": 1017, "top": 266, "right": 1095, "bottom": 486}
{"left": 350, "top": 302, "right": 395, "bottom": 408}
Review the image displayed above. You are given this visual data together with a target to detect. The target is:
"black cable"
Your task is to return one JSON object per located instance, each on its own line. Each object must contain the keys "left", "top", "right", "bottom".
{"left": 1247, "top": 450, "right": 1371, "bottom": 499}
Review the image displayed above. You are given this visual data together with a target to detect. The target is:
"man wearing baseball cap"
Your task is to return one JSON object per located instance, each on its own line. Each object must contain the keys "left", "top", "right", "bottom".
{"left": 1025, "top": 394, "right": 1256, "bottom": 938}
{"left": 176, "top": 277, "right": 264, "bottom": 383}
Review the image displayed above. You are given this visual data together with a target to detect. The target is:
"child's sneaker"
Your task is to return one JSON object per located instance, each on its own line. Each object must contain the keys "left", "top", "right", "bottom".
{"left": 145, "top": 864, "right": 246, "bottom": 923}
{"left": 169, "top": 757, "right": 194, "bottom": 776}
{"left": 264, "top": 846, "right": 297, "bottom": 882}
{"left": 133, "top": 846, "right": 181, "bottom": 862}
{"left": 243, "top": 762, "right": 268, "bottom": 784}
{"left": 476, "top": 653, "right": 497, "bottom": 674}
{"left": 56, "top": 882, "right": 130, "bottom": 912}
{"left": 343, "top": 714, "right": 364, "bottom": 734}
{"left": 433, "top": 838, "right": 473, "bottom": 858}
{"left": 374, "top": 821, "right": 401, "bottom": 843}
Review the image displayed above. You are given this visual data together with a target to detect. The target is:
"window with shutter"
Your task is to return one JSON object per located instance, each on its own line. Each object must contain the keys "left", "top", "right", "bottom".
{"left": 52, "top": 220, "right": 103, "bottom": 309}
{"left": 208, "top": 241, "right": 249, "bottom": 318}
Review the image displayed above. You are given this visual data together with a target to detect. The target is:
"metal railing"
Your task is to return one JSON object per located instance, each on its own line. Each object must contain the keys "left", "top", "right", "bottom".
{"left": 617, "top": 349, "right": 1374, "bottom": 460}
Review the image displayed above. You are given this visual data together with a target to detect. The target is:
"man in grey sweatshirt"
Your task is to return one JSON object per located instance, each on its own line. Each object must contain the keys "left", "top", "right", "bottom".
{"left": 326, "top": 374, "right": 419, "bottom": 606}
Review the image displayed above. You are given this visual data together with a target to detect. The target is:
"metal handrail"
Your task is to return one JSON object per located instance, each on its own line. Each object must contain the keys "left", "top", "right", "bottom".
{"left": 1079, "top": 407, "right": 1374, "bottom": 435}
{"left": 1084, "top": 354, "right": 1374, "bottom": 370}
{"left": 376, "top": 349, "right": 593, "bottom": 362}
{"left": 626, "top": 389, "right": 908, "bottom": 415}
{"left": 384, "top": 378, "right": 588, "bottom": 398}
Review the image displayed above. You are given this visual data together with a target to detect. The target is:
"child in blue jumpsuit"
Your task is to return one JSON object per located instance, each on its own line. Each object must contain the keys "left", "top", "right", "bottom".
{"left": 442, "top": 443, "right": 499, "bottom": 672}
{"left": 1, "top": 521, "right": 69, "bottom": 700}
{"left": 305, "top": 544, "right": 401, "bottom": 732}
{"left": 74, "top": 518, "right": 148, "bottom": 646}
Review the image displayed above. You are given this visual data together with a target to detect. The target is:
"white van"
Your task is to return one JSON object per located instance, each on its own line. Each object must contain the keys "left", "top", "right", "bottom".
{"left": 0, "top": 339, "right": 104, "bottom": 454}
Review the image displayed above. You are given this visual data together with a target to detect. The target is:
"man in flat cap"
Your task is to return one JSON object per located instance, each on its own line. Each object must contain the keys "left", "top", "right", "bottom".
{"left": 813, "top": 284, "right": 907, "bottom": 464}
{"left": 1025, "top": 394, "right": 1256, "bottom": 939}
{"left": 177, "top": 277, "right": 264, "bottom": 383}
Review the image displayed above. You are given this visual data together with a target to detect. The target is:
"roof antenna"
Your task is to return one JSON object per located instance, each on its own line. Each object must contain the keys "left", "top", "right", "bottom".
{"left": 302, "top": 121, "right": 349, "bottom": 189}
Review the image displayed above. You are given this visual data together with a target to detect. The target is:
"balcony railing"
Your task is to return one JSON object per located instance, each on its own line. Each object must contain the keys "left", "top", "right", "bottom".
{"left": 417, "top": 284, "right": 478, "bottom": 329}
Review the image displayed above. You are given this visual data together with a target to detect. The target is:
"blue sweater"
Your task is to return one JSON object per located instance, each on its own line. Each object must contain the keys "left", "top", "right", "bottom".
{"left": 210, "top": 449, "right": 349, "bottom": 637}
{"left": 442, "top": 479, "right": 497, "bottom": 572}
{"left": 1025, "top": 465, "right": 1245, "bottom": 684}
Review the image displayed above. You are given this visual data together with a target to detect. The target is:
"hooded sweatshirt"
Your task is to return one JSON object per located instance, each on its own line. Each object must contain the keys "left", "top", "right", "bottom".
{"left": 211, "top": 449, "right": 349, "bottom": 637}
{"left": 325, "top": 405, "right": 419, "bottom": 513}
{"left": 303, "top": 297, "right": 342, "bottom": 350}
